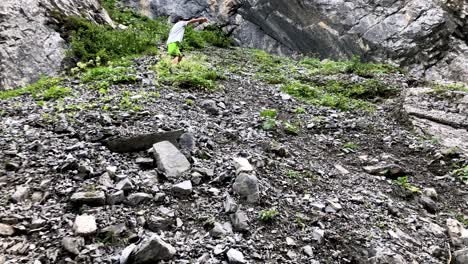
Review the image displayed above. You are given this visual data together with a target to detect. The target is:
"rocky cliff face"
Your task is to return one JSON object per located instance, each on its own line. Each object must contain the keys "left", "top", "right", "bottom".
{"left": 0, "top": 0, "right": 113, "bottom": 90}
{"left": 123, "top": 0, "right": 468, "bottom": 83}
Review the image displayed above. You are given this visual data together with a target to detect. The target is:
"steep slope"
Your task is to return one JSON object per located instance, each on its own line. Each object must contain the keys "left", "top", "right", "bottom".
{"left": 123, "top": 0, "right": 468, "bottom": 83}
{"left": 0, "top": 47, "right": 467, "bottom": 263}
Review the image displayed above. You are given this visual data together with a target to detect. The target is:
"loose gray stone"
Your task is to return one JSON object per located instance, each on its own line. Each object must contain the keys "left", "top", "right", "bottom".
{"left": 232, "top": 157, "right": 253, "bottom": 173}
{"left": 363, "top": 164, "right": 404, "bottom": 178}
{"left": 179, "top": 133, "right": 195, "bottom": 151}
{"left": 233, "top": 173, "right": 259, "bottom": 203}
{"left": 73, "top": 215, "right": 97, "bottom": 236}
{"left": 210, "top": 222, "right": 227, "bottom": 238}
{"left": 447, "top": 219, "right": 468, "bottom": 247}
{"left": 116, "top": 178, "right": 134, "bottom": 191}
{"left": 419, "top": 196, "right": 437, "bottom": 213}
{"left": 107, "top": 190, "right": 125, "bottom": 205}
{"left": 172, "top": 180, "right": 192, "bottom": 197}
{"left": 423, "top": 187, "right": 438, "bottom": 200}
{"left": 70, "top": 191, "right": 106, "bottom": 206}
{"left": 230, "top": 211, "right": 249, "bottom": 232}
{"left": 302, "top": 245, "right": 313, "bottom": 257}
{"left": 153, "top": 141, "right": 190, "bottom": 178}
{"left": 201, "top": 99, "right": 219, "bottom": 115}
{"left": 11, "top": 185, "right": 29, "bottom": 203}
{"left": 99, "top": 172, "right": 114, "bottom": 189}
{"left": 224, "top": 195, "right": 238, "bottom": 213}
{"left": 147, "top": 215, "right": 174, "bottom": 232}
{"left": 126, "top": 193, "right": 153, "bottom": 206}
{"left": 312, "top": 228, "right": 325, "bottom": 244}
{"left": 135, "top": 157, "right": 154, "bottom": 167}
{"left": 0, "top": 223, "right": 15, "bottom": 236}
{"left": 226, "top": 248, "right": 245, "bottom": 264}
{"left": 61, "top": 237, "right": 84, "bottom": 255}
{"left": 454, "top": 248, "right": 468, "bottom": 264}
{"left": 128, "top": 235, "right": 176, "bottom": 263}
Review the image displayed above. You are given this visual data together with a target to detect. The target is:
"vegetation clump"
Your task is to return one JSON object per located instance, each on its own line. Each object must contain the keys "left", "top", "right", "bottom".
{"left": 393, "top": 176, "right": 421, "bottom": 194}
{"left": 258, "top": 209, "right": 279, "bottom": 223}
{"left": 0, "top": 77, "right": 69, "bottom": 101}
{"left": 154, "top": 55, "right": 223, "bottom": 90}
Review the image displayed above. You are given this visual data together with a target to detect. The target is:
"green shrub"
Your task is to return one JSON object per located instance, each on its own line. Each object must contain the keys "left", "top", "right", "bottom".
{"left": 300, "top": 56, "right": 400, "bottom": 76}
{"left": 200, "top": 25, "right": 233, "bottom": 48}
{"left": 154, "top": 55, "right": 223, "bottom": 90}
{"left": 393, "top": 176, "right": 421, "bottom": 193}
{"left": 40, "top": 86, "right": 72, "bottom": 101}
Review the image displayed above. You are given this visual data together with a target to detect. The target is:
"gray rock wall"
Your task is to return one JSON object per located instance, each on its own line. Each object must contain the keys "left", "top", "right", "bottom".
{"left": 0, "top": 0, "right": 113, "bottom": 90}
{"left": 123, "top": 0, "right": 468, "bottom": 83}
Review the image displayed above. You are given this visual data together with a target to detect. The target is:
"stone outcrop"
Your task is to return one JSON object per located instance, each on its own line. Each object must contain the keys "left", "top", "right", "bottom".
{"left": 122, "top": 0, "right": 468, "bottom": 83}
{"left": 0, "top": 0, "right": 113, "bottom": 90}
{"left": 402, "top": 87, "right": 468, "bottom": 156}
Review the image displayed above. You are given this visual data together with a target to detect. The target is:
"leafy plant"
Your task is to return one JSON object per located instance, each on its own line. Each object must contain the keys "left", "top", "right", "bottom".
{"left": 452, "top": 166, "right": 468, "bottom": 185}
{"left": 258, "top": 209, "right": 279, "bottom": 223}
{"left": 456, "top": 214, "right": 468, "bottom": 227}
{"left": 343, "top": 142, "right": 359, "bottom": 150}
{"left": 393, "top": 176, "right": 421, "bottom": 193}
{"left": 262, "top": 119, "right": 277, "bottom": 131}
{"left": 286, "top": 170, "right": 300, "bottom": 178}
{"left": 283, "top": 122, "right": 300, "bottom": 135}
{"left": 260, "top": 109, "right": 278, "bottom": 119}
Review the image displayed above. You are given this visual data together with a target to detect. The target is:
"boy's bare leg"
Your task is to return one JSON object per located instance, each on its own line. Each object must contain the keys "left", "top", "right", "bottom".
{"left": 172, "top": 56, "right": 182, "bottom": 65}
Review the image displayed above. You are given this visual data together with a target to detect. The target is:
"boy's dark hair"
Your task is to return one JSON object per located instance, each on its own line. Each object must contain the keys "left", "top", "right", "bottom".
{"left": 171, "top": 15, "right": 188, "bottom": 23}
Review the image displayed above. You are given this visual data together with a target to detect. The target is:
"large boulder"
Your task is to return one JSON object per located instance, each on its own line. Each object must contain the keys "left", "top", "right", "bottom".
{"left": 122, "top": 0, "right": 468, "bottom": 83}
{"left": 0, "top": 0, "right": 113, "bottom": 90}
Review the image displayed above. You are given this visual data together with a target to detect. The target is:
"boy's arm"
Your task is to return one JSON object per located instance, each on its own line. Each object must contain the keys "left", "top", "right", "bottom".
{"left": 187, "top": 17, "right": 208, "bottom": 25}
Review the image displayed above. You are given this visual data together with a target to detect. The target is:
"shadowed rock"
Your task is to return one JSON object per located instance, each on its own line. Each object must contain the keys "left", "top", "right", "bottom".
{"left": 103, "top": 130, "right": 184, "bottom": 153}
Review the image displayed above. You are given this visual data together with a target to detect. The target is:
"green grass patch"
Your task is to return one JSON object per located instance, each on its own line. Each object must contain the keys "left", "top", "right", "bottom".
{"left": 0, "top": 77, "right": 69, "bottom": 101}
{"left": 431, "top": 83, "right": 468, "bottom": 95}
{"left": 80, "top": 66, "right": 136, "bottom": 84}
{"left": 154, "top": 55, "right": 223, "bottom": 90}
{"left": 260, "top": 109, "right": 278, "bottom": 119}
{"left": 300, "top": 56, "right": 400, "bottom": 77}
{"left": 343, "top": 142, "right": 359, "bottom": 150}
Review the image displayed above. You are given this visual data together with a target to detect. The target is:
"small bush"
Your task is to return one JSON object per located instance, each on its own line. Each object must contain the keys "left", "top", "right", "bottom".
{"left": 40, "top": 86, "right": 72, "bottom": 101}
{"left": 343, "top": 142, "right": 359, "bottom": 150}
{"left": 154, "top": 55, "right": 223, "bottom": 90}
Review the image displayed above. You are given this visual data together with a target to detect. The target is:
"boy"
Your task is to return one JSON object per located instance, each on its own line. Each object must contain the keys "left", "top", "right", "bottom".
{"left": 167, "top": 16, "right": 209, "bottom": 64}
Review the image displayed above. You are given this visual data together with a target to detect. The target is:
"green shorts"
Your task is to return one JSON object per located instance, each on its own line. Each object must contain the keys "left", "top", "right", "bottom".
{"left": 167, "top": 42, "right": 182, "bottom": 57}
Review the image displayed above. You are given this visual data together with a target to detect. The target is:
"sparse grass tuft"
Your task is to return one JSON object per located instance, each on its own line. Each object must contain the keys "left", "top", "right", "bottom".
{"left": 258, "top": 209, "right": 279, "bottom": 223}
{"left": 343, "top": 142, "right": 359, "bottom": 150}
{"left": 80, "top": 66, "right": 136, "bottom": 84}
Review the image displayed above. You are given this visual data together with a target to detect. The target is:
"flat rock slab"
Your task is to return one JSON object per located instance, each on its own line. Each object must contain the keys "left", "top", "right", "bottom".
{"left": 104, "top": 130, "right": 184, "bottom": 153}
{"left": 153, "top": 141, "right": 190, "bottom": 178}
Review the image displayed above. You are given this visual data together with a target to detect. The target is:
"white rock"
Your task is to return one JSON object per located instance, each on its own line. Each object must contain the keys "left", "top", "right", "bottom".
{"left": 0, "top": 223, "right": 15, "bottom": 236}
{"left": 302, "top": 245, "right": 314, "bottom": 257}
{"left": 232, "top": 157, "right": 253, "bottom": 173}
{"left": 172, "top": 180, "right": 192, "bottom": 197}
{"left": 73, "top": 215, "right": 97, "bottom": 236}
{"left": 11, "top": 185, "right": 29, "bottom": 202}
{"left": 226, "top": 248, "right": 245, "bottom": 264}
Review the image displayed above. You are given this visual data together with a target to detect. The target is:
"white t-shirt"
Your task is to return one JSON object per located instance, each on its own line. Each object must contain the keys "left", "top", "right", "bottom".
{"left": 167, "top": 21, "right": 189, "bottom": 45}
